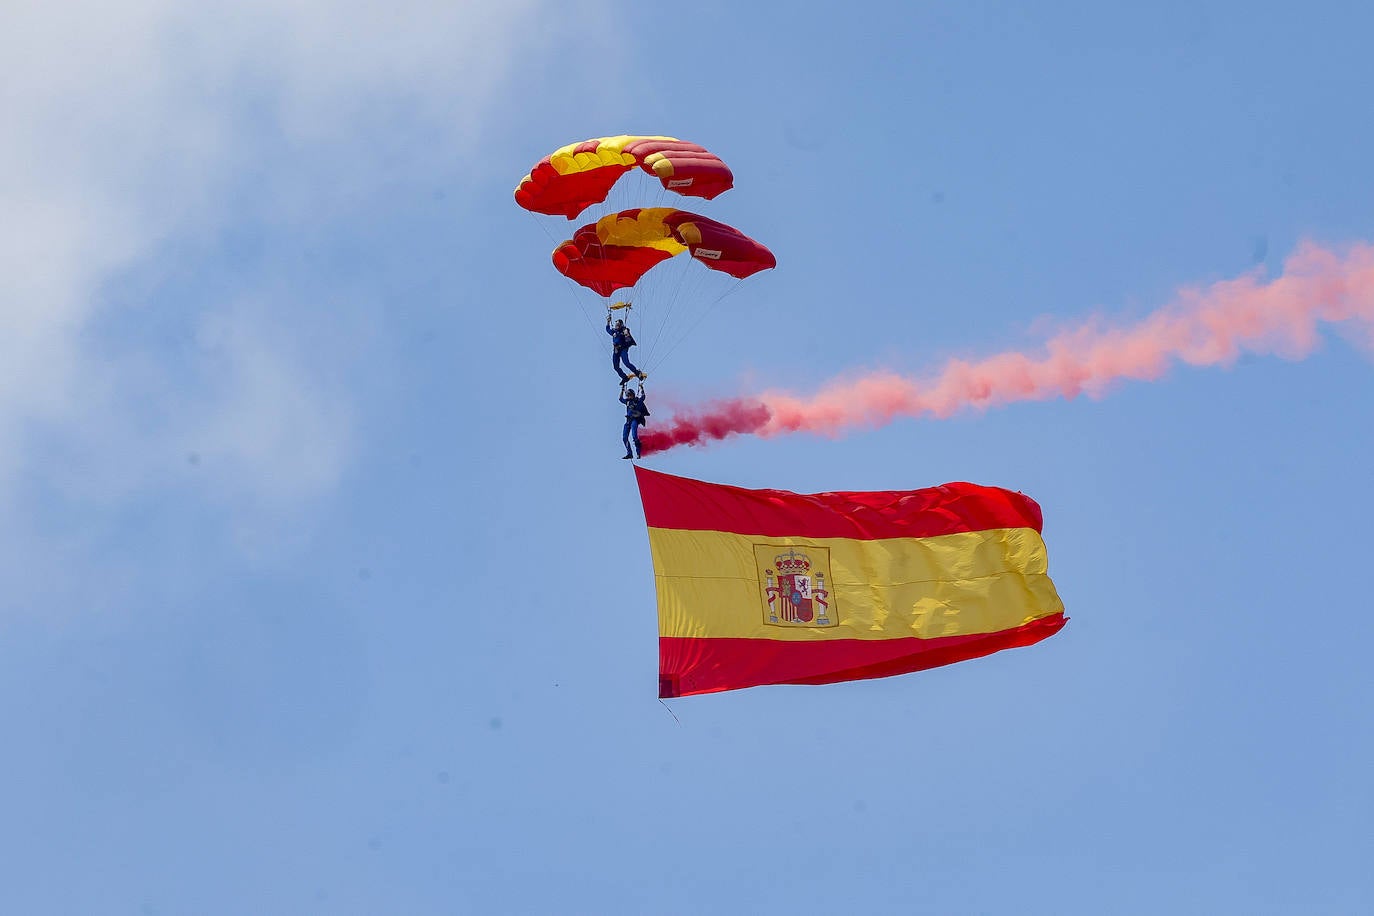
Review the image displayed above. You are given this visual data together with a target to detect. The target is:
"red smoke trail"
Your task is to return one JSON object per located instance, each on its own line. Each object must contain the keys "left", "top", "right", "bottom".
{"left": 639, "top": 241, "right": 1374, "bottom": 455}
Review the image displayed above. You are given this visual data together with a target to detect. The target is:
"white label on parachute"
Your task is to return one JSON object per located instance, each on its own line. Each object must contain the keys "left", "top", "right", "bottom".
{"left": 667, "top": 178, "right": 694, "bottom": 188}
{"left": 695, "top": 248, "right": 722, "bottom": 260}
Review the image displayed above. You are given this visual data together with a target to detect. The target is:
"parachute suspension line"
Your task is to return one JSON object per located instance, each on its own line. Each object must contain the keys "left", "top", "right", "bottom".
{"left": 646, "top": 277, "right": 746, "bottom": 374}
{"left": 637, "top": 256, "right": 699, "bottom": 371}
{"left": 561, "top": 225, "right": 622, "bottom": 359}
{"left": 528, "top": 212, "right": 616, "bottom": 360}
{"left": 633, "top": 258, "right": 703, "bottom": 369}
{"left": 639, "top": 260, "right": 704, "bottom": 369}
{"left": 606, "top": 172, "right": 671, "bottom": 223}
{"left": 634, "top": 246, "right": 719, "bottom": 371}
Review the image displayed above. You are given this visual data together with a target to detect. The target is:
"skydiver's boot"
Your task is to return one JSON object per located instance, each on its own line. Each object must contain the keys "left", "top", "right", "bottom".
{"left": 621, "top": 452, "right": 633, "bottom": 459}
{"left": 636, "top": 372, "right": 647, "bottom": 381}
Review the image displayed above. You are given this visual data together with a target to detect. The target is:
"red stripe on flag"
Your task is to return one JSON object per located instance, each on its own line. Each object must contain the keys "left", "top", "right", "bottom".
{"left": 635, "top": 467, "right": 1044, "bottom": 539}
{"left": 658, "top": 614, "right": 1066, "bottom": 698}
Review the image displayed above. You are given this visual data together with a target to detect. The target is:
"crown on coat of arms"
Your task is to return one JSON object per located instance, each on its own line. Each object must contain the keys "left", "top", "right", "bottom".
{"left": 774, "top": 550, "right": 811, "bottom": 574}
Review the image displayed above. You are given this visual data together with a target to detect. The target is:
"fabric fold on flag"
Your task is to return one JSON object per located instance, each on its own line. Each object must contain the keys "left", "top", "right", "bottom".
{"left": 635, "top": 467, "right": 1067, "bottom": 698}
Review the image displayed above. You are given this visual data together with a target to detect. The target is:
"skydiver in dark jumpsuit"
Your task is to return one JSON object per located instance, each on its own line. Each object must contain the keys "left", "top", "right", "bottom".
{"left": 619, "top": 382, "right": 649, "bottom": 459}
{"left": 607, "top": 313, "right": 645, "bottom": 383}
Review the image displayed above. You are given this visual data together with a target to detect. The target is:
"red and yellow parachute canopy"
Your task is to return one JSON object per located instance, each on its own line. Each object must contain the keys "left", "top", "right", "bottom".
{"left": 552, "top": 208, "right": 777, "bottom": 297}
{"left": 515, "top": 136, "right": 734, "bottom": 219}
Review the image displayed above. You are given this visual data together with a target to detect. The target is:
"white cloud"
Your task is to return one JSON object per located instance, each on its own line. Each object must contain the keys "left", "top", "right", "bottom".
{"left": 0, "top": 0, "right": 600, "bottom": 613}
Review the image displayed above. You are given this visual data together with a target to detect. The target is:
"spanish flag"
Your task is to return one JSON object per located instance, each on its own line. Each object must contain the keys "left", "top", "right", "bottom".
{"left": 636, "top": 467, "right": 1067, "bottom": 698}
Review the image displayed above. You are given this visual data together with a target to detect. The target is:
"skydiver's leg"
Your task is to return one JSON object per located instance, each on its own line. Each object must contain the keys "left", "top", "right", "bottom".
{"left": 622, "top": 419, "right": 634, "bottom": 458}
{"left": 630, "top": 419, "right": 642, "bottom": 457}
{"left": 621, "top": 352, "right": 641, "bottom": 377}
{"left": 612, "top": 349, "right": 630, "bottom": 382}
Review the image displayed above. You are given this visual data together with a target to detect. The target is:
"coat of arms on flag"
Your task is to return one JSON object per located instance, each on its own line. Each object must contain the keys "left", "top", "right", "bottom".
{"left": 754, "top": 545, "right": 836, "bottom": 628}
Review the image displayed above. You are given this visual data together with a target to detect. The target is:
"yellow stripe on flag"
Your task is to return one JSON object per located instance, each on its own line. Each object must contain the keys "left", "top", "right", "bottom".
{"left": 647, "top": 526, "right": 1064, "bottom": 641}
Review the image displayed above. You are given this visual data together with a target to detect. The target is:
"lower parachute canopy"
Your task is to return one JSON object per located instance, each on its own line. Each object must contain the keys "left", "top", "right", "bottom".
{"left": 552, "top": 208, "right": 776, "bottom": 297}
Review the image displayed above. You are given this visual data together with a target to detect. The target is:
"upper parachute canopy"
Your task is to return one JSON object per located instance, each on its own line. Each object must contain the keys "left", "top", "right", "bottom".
{"left": 552, "top": 208, "right": 777, "bottom": 297}
{"left": 515, "top": 136, "right": 734, "bottom": 219}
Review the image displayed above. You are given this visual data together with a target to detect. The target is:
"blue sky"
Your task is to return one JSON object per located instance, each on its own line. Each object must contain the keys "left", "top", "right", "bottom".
{"left": 3, "top": 1, "right": 1372, "bottom": 913}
